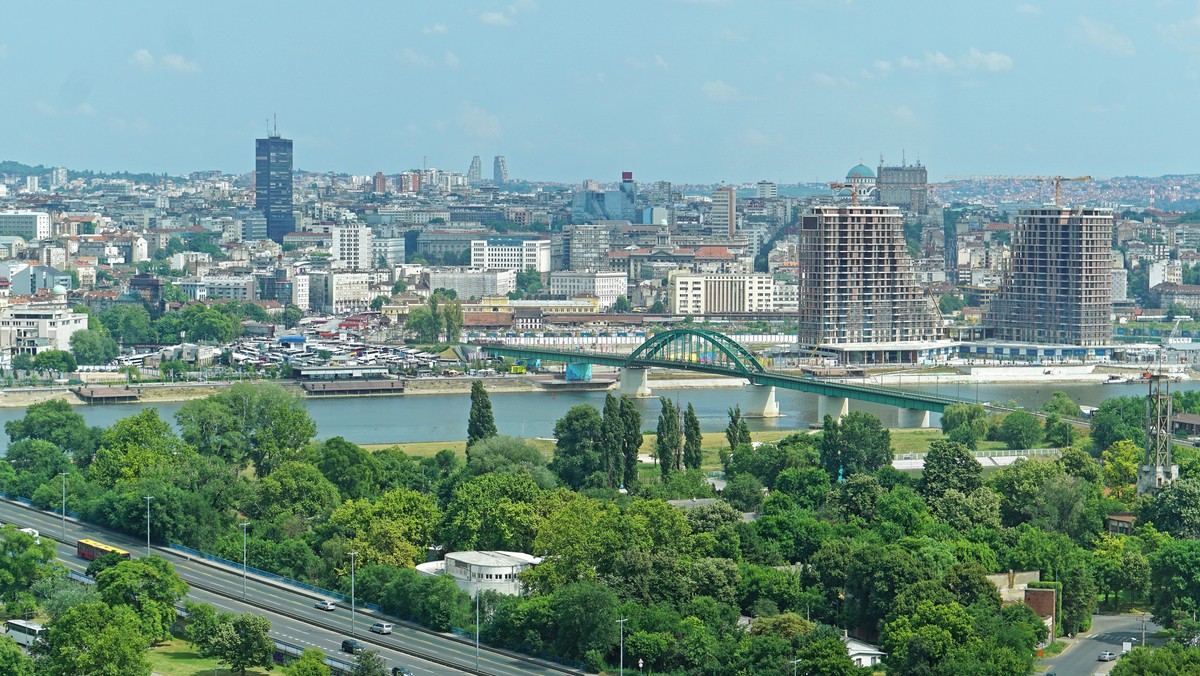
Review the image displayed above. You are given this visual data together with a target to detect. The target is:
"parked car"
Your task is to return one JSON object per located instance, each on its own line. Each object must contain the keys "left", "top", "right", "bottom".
{"left": 370, "top": 622, "right": 393, "bottom": 635}
{"left": 341, "top": 639, "right": 364, "bottom": 654}
{"left": 392, "top": 668, "right": 414, "bottom": 676}
{"left": 314, "top": 599, "right": 337, "bottom": 611}
{"left": 1098, "top": 651, "right": 1117, "bottom": 661}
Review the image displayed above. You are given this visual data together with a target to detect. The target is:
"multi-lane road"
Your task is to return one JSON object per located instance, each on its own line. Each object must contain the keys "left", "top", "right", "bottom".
{"left": 0, "top": 499, "right": 580, "bottom": 676}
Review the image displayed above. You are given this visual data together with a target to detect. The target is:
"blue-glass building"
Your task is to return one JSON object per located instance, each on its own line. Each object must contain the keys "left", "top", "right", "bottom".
{"left": 255, "top": 134, "right": 295, "bottom": 243}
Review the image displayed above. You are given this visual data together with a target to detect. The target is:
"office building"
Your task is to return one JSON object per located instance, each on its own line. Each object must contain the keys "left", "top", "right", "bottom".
{"left": 330, "top": 223, "right": 373, "bottom": 270}
{"left": 371, "top": 237, "right": 406, "bottom": 268}
{"left": 876, "top": 160, "right": 928, "bottom": 214}
{"left": 493, "top": 155, "right": 508, "bottom": 183}
{"left": 710, "top": 186, "right": 736, "bottom": 237}
{"left": 0, "top": 291, "right": 87, "bottom": 356}
{"left": 797, "top": 205, "right": 938, "bottom": 346}
{"left": 985, "top": 207, "right": 1113, "bottom": 346}
{"left": 756, "top": 181, "right": 778, "bottom": 199}
{"left": 558, "top": 224, "right": 610, "bottom": 271}
{"left": 427, "top": 268, "right": 516, "bottom": 299}
{"left": 668, "top": 271, "right": 774, "bottom": 315}
{"left": 470, "top": 238, "right": 550, "bottom": 273}
{"left": 180, "top": 275, "right": 257, "bottom": 302}
{"left": 468, "top": 156, "right": 482, "bottom": 185}
{"left": 549, "top": 271, "right": 628, "bottom": 310}
{"left": 308, "top": 270, "right": 371, "bottom": 314}
{"left": 0, "top": 212, "right": 51, "bottom": 241}
{"left": 255, "top": 132, "right": 295, "bottom": 242}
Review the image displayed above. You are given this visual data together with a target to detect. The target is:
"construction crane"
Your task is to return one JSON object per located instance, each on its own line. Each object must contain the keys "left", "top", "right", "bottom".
{"left": 948, "top": 175, "right": 1092, "bottom": 207}
{"left": 829, "top": 182, "right": 861, "bottom": 206}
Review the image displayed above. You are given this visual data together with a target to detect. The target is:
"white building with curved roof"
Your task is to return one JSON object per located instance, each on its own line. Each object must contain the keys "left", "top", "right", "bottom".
{"left": 415, "top": 550, "right": 541, "bottom": 597}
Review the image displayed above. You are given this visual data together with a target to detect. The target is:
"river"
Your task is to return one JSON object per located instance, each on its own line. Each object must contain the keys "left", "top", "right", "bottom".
{"left": 0, "top": 378, "right": 1190, "bottom": 451}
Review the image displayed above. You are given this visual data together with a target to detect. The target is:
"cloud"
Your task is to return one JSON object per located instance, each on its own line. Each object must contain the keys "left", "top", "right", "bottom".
{"left": 479, "top": 0, "right": 536, "bottom": 27}
{"left": 873, "top": 60, "right": 892, "bottom": 74}
{"left": 812, "top": 72, "right": 856, "bottom": 88}
{"left": 76, "top": 103, "right": 97, "bottom": 116}
{"left": 34, "top": 101, "right": 57, "bottom": 116}
{"left": 444, "top": 51, "right": 460, "bottom": 68}
{"left": 479, "top": 11, "right": 513, "bottom": 26}
{"left": 700, "top": 79, "right": 742, "bottom": 102}
{"left": 960, "top": 47, "right": 1013, "bottom": 72}
{"left": 625, "top": 56, "right": 646, "bottom": 69}
{"left": 459, "top": 104, "right": 502, "bottom": 140}
{"left": 130, "top": 49, "right": 200, "bottom": 74}
{"left": 1016, "top": 3, "right": 1041, "bottom": 14}
{"left": 654, "top": 54, "right": 669, "bottom": 70}
{"left": 422, "top": 23, "right": 447, "bottom": 35}
{"left": 400, "top": 48, "right": 431, "bottom": 66}
{"left": 894, "top": 105, "right": 919, "bottom": 125}
{"left": 1077, "top": 16, "right": 1135, "bottom": 56}
{"left": 130, "top": 48, "right": 155, "bottom": 70}
{"left": 1163, "top": 7, "right": 1200, "bottom": 57}
{"left": 160, "top": 53, "right": 201, "bottom": 73}
{"left": 897, "top": 48, "right": 1012, "bottom": 72}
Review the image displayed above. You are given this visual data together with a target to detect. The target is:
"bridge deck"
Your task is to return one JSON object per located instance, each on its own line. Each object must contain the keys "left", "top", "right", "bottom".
{"left": 478, "top": 343, "right": 966, "bottom": 413}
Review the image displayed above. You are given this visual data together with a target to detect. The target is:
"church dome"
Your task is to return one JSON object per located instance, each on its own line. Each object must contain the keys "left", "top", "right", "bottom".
{"left": 51, "top": 284, "right": 67, "bottom": 296}
{"left": 847, "top": 163, "right": 875, "bottom": 179}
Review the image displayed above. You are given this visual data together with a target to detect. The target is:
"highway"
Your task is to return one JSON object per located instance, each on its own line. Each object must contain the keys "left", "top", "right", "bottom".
{"left": 0, "top": 499, "right": 579, "bottom": 676}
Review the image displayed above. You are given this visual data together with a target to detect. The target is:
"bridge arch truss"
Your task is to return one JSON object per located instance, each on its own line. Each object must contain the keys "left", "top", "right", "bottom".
{"left": 626, "top": 327, "right": 766, "bottom": 377}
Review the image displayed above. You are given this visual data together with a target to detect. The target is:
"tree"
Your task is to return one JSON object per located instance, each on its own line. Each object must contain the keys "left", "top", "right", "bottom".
{"left": 724, "top": 473, "right": 765, "bottom": 512}
{"left": 99, "top": 304, "right": 154, "bottom": 345}
{"left": 96, "top": 556, "right": 189, "bottom": 643}
{"left": 0, "top": 524, "right": 58, "bottom": 602}
{"left": 1140, "top": 476, "right": 1200, "bottom": 538}
{"left": 938, "top": 294, "right": 965, "bottom": 314}
{"left": 550, "top": 582, "right": 620, "bottom": 661}
{"left": 683, "top": 402, "right": 703, "bottom": 471}
{"left": 369, "top": 295, "right": 390, "bottom": 312}
{"left": 349, "top": 649, "right": 387, "bottom": 675}
{"left": 439, "top": 472, "right": 544, "bottom": 552}
{"left": 285, "top": 648, "right": 331, "bottom": 676}
{"left": 405, "top": 306, "right": 440, "bottom": 342}
{"left": 1149, "top": 539, "right": 1200, "bottom": 630}
{"left": 282, "top": 304, "right": 304, "bottom": 328}
{"left": 549, "top": 405, "right": 605, "bottom": 489}
{"left": 1000, "top": 409, "right": 1042, "bottom": 450}
{"left": 620, "top": 396, "right": 642, "bottom": 488}
{"left": 43, "top": 602, "right": 151, "bottom": 676}
{"left": 0, "top": 635, "right": 33, "bottom": 676}
{"left": 940, "top": 403, "right": 988, "bottom": 449}
{"left": 1043, "top": 391, "right": 1082, "bottom": 417}
{"left": 1102, "top": 439, "right": 1141, "bottom": 501}
{"left": 176, "top": 383, "right": 316, "bottom": 475}
{"left": 252, "top": 460, "right": 341, "bottom": 521}
{"left": 11, "top": 353, "right": 33, "bottom": 372}
{"left": 1091, "top": 396, "right": 1147, "bottom": 452}
{"left": 315, "top": 437, "right": 380, "bottom": 501}
{"left": 818, "top": 412, "right": 891, "bottom": 478}
{"left": 321, "top": 488, "right": 442, "bottom": 568}
{"left": 726, "top": 405, "right": 746, "bottom": 452}
{"left": 5, "top": 438, "right": 71, "bottom": 498}
{"left": 209, "top": 613, "right": 274, "bottom": 675}
{"left": 656, "top": 398, "right": 682, "bottom": 477}
{"left": 70, "top": 329, "right": 119, "bottom": 365}
{"left": 600, "top": 393, "right": 625, "bottom": 489}
{"left": 33, "top": 349, "right": 77, "bottom": 374}
{"left": 919, "top": 440, "right": 982, "bottom": 500}
{"left": 467, "top": 380, "right": 497, "bottom": 448}
{"left": 89, "top": 408, "right": 188, "bottom": 487}
{"left": 391, "top": 279, "right": 407, "bottom": 295}
{"left": 610, "top": 295, "right": 633, "bottom": 313}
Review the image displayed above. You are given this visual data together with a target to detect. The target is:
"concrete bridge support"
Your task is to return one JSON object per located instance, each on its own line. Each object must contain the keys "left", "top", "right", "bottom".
{"left": 618, "top": 367, "right": 652, "bottom": 398}
{"left": 895, "top": 408, "right": 931, "bottom": 428}
{"left": 817, "top": 395, "right": 849, "bottom": 425}
{"left": 744, "top": 385, "right": 780, "bottom": 418}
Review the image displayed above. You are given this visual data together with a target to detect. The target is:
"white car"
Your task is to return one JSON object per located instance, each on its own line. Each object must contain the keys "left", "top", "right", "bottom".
{"left": 370, "top": 622, "right": 393, "bottom": 635}
{"left": 314, "top": 600, "right": 337, "bottom": 611}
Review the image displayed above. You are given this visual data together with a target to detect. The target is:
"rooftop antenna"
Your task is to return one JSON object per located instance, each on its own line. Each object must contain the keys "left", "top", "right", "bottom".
{"left": 902, "top": 148, "right": 906, "bottom": 165}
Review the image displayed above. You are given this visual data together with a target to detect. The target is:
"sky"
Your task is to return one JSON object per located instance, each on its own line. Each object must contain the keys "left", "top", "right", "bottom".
{"left": 2, "top": 1, "right": 1199, "bottom": 183}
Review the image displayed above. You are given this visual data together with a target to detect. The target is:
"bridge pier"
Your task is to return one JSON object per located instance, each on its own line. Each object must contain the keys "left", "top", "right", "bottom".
{"left": 618, "top": 367, "right": 652, "bottom": 398}
{"left": 817, "top": 396, "right": 849, "bottom": 425}
{"left": 895, "top": 407, "right": 931, "bottom": 429}
{"left": 744, "top": 385, "right": 780, "bottom": 418}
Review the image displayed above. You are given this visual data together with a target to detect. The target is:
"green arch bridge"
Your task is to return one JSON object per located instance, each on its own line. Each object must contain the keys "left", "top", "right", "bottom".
{"left": 474, "top": 327, "right": 972, "bottom": 425}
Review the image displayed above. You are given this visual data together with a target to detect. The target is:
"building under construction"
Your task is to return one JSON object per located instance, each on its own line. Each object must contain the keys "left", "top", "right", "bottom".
{"left": 797, "top": 205, "right": 939, "bottom": 350}
{"left": 985, "top": 206, "right": 1113, "bottom": 346}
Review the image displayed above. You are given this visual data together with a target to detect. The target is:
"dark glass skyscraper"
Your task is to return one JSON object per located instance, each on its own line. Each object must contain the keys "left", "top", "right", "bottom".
{"left": 255, "top": 133, "right": 295, "bottom": 243}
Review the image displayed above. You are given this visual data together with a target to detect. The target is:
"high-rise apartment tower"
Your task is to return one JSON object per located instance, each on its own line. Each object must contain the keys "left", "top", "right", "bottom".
{"left": 710, "top": 186, "right": 736, "bottom": 237}
{"left": 985, "top": 206, "right": 1113, "bottom": 346}
{"left": 493, "top": 155, "right": 508, "bottom": 184}
{"left": 797, "top": 205, "right": 938, "bottom": 346}
{"left": 468, "top": 156, "right": 482, "bottom": 185}
{"left": 255, "top": 131, "right": 295, "bottom": 243}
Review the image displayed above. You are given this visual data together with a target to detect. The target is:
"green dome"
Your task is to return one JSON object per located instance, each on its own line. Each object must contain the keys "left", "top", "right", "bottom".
{"left": 847, "top": 163, "right": 875, "bottom": 179}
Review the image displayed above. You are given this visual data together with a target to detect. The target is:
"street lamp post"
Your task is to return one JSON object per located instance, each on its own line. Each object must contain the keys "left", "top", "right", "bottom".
{"left": 617, "top": 618, "right": 628, "bottom": 676}
{"left": 475, "top": 591, "right": 481, "bottom": 671}
{"left": 240, "top": 521, "right": 250, "bottom": 600}
{"left": 789, "top": 658, "right": 802, "bottom": 676}
{"left": 58, "top": 472, "right": 68, "bottom": 539}
{"left": 143, "top": 496, "right": 153, "bottom": 556}
{"left": 349, "top": 551, "right": 358, "bottom": 638}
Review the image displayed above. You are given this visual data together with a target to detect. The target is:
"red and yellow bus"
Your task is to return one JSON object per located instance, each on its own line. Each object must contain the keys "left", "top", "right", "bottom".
{"left": 76, "top": 539, "right": 131, "bottom": 561}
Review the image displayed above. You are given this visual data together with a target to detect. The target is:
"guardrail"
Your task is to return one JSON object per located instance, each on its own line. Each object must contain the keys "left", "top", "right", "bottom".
{"left": 166, "top": 543, "right": 381, "bottom": 613}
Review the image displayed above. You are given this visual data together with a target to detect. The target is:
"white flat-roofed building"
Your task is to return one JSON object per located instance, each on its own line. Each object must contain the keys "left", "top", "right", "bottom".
{"left": 470, "top": 238, "right": 550, "bottom": 273}
{"left": 427, "top": 267, "right": 516, "bottom": 299}
{"left": 0, "top": 212, "right": 51, "bottom": 241}
{"left": 549, "top": 270, "right": 628, "bottom": 310}
{"left": 0, "top": 290, "right": 87, "bottom": 356}
{"left": 331, "top": 223, "right": 373, "bottom": 270}
{"left": 415, "top": 551, "right": 541, "bottom": 597}
{"left": 668, "top": 271, "right": 774, "bottom": 315}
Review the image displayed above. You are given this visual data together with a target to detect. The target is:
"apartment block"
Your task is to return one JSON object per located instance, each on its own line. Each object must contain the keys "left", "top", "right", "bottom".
{"left": 0, "top": 212, "right": 51, "bottom": 241}
{"left": 331, "top": 223, "right": 373, "bottom": 270}
{"left": 985, "top": 207, "right": 1113, "bottom": 346}
{"left": 797, "top": 205, "right": 938, "bottom": 346}
{"left": 668, "top": 271, "right": 774, "bottom": 315}
{"left": 427, "top": 268, "right": 517, "bottom": 299}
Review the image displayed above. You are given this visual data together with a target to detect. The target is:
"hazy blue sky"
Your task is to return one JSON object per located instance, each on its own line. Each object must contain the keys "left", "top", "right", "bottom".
{"left": 2, "top": 1, "right": 1197, "bottom": 183}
